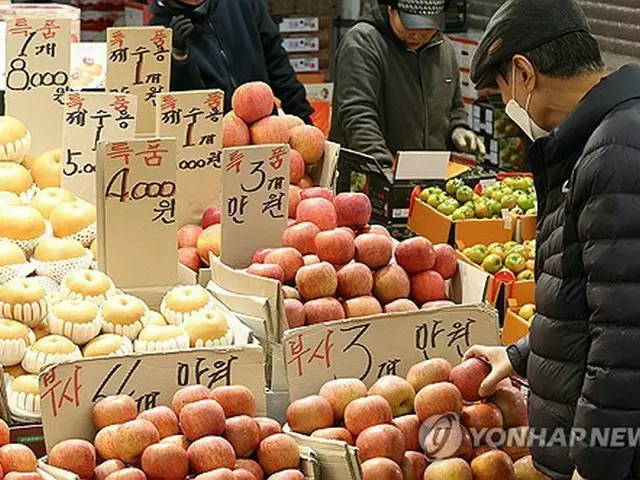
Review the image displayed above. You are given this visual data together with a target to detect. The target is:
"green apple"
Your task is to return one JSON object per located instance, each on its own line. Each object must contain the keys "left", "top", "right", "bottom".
{"left": 507, "top": 245, "right": 529, "bottom": 258}
{"left": 419, "top": 188, "right": 433, "bottom": 202}
{"left": 502, "top": 177, "right": 517, "bottom": 189}
{"left": 463, "top": 207, "right": 475, "bottom": 219}
{"left": 487, "top": 243, "right": 506, "bottom": 260}
{"left": 467, "top": 245, "right": 488, "bottom": 264}
{"left": 463, "top": 247, "right": 474, "bottom": 258}
{"left": 511, "top": 206, "right": 525, "bottom": 216}
{"left": 517, "top": 195, "right": 535, "bottom": 211}
{"left": 517, "top": 270, "right": 535, "bottom": 281}
{"left": 438, "top": 201, "right": 456, "bottom": 216}
{"left": 475, "top": 202, "right": 490, "bottom": 218}
{"left": 432, "top": 187, "right": 444, "bottom": 195}
{"left": 504, "top": 241, "right": 517, "bottom": 251}
{"left": 482, "top": 254, "right": 504, "bottom": 274}
{"left": 452, "top": 208, "right": 468, "bottom": 221}
{"left": 505, "top": 253, "right": 526, "bottom": 274}
{"left": 501, "top": 195, "right": 517, "bottom": 210}
{"left": 491, "top": 190, "right": 504, "bottom": 202}
{"left": 526, "top": 208, "right": 537, "bottom": 216}
{"left": 501, "top": 186, "right": 514, "bottom": 196}
{"left": 513, "top": 177, "right": 530, "bottom": 191}
{"left": 525, "top": 259, "right": 535, "bottom": 271}
{"left": 518, "top": 303, "right": 536, "bottom": 321}
{"left": 445, "top": 179, "right": 463, "bottom": 195}
{"left": 456, "top": 186, "right": 474, "bottom": 203}
{"left": 523, "top": 177, "right": 534, "bottom": 190}
{"left": 489, "top": 200, "right": 503, "bottom": 216}
{"left": 428, "top": 194, "right": 444, "bottom": 208}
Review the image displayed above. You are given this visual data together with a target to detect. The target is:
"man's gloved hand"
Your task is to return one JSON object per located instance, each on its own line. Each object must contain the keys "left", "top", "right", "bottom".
{"left": 452, "top": 127, "right": 486, "bottom": 160}
{"left": 169, "top": 15, "right": 194, "bottom": 56}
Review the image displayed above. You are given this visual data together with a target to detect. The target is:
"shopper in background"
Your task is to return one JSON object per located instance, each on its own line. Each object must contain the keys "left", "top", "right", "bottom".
{"left": 466, "top": 1, "right": 640, "bottom": 479}
{"left": 330, "top": 0, "right": 485, "bottom": 170}
{"left": 148, "top": 0, "right": 314, "bottom": 121}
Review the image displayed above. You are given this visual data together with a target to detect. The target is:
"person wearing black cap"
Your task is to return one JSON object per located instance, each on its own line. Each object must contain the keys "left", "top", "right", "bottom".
{"left": 148, "top": 0, "right": 313, "bottom": 122}
{"left": 329, "top": 0, "right": 485, "bottom": 169}
{"left": 464, "top": 1, "right": 640, "bottom": 479}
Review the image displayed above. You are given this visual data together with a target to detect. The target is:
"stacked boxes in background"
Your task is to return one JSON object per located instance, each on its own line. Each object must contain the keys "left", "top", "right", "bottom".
{"left": 448, "top": 33, "right": 480, "bottom": 125}
{"left": 278, "top": 16, "right": 333, "bottom": 81}
{"left": 471, "top": 98, "right": 531, "bottom": 171}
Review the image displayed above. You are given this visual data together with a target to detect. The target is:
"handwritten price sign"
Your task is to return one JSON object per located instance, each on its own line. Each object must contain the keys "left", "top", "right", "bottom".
{"left": 61, "top": 92, "right": 137, "bottom": 203}
{"left": 96, "top": 138, "right": 177, "bottom": 289}
{"left": 156, "top": 90, "right": 224, "bottom": 227}
{"left": 221, "top": 144, "right": 291, "bottom": 268}
{"left": 283, "top": 305, "right": 500, "bottom": 401}
{"left": 4, "top": 17, "right": 71, "bottom": 155}
{"left": 106, "top": 27, "right": 171, "bottom": 135}
{"left": 39, "top": 346, "right": 266, "bottom": 450}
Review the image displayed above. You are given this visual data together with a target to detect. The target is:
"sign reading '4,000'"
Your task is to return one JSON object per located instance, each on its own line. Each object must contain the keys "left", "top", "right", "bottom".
{"left": 96, "top": 138, "right": 177, "bottom": 289}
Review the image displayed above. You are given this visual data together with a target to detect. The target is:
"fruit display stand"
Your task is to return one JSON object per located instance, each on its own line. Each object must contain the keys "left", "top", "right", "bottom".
{"left": 279, "top": 302, "right": 500, "bottom": 480}
{"left": 502, "top": 298, "right": 532, "bottom": 346}
{"left": 408, "top": 195, "right": 513, "bottom": 246}
{"left": 516, "top": 213, "right": 537, "bottom": 243}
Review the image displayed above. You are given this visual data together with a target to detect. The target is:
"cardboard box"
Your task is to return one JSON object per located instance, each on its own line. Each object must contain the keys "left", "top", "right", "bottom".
{"left": 39, "top": 297, "right": 264, "bottom": 450}
{"left": 408, "top": 197, "right": 513, "bottom": 246}
{"left": 517, "top": 214, "right": 537, "bottom": 242}
{"left": 503, "top": 298, "right": 533, "bottom": 346}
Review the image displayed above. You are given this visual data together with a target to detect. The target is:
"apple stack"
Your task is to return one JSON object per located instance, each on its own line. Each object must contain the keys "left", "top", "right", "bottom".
{"left": 48, "top": 385, "right": 307, "bottom": 480}
{"left": 0, "top": 417, "right": 44, "bottom": 478}
{"left": 179, "top": 81, "right": 327, "bottom": 274}
{"left": 286, "top": 357, "right": 544, "bottom": 480}
{"left": 245, "top": 189, "right": 459, "bottom": 327}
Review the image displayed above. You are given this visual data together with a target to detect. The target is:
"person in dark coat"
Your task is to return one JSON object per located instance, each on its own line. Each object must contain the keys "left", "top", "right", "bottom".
{"left": 466, "top": 1, "right": 640, "bottom": 480}
{"left": 329, "top": 0, "right": 485, "bottom": 169}
{"left": 148, "top": 0, "right": 314, "bottom": 122}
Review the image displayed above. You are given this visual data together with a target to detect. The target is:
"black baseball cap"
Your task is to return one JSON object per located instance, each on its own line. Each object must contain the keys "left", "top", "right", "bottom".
{"left": 471, "top": 0, "right": 592, "bottom": 89}
{"left": 396, "top": 0, "right": 447, "bottom": 30}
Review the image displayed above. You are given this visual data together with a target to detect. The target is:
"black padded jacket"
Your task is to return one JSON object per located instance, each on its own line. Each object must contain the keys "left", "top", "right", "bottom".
{"left": 507, "top": 63, "right": 640, "bottom": 480}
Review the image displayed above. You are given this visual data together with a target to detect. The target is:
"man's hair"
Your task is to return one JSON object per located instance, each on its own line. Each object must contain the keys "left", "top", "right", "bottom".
{"left": 498, "top": 31, "right": 605, "bottom": 80}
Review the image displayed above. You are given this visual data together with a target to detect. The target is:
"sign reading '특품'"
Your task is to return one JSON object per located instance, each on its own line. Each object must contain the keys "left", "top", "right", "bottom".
{"left": 4, "top": 17, "right": 71, "bottom": 156}
{"left": 221, "top": 144, "right": 291, "bottom": 269}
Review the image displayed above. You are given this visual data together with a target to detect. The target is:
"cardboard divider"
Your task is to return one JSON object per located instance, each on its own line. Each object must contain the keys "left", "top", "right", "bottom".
{"left": 408, "top": 198, "right": 513, "bottom": 246}
{"left": 39, "top": 297, "right": 264, "bottom": 451}
{"left": 517, "top": 214, "right": 537, "bottom": 242}
{"left": 503, "top": 298, "right": 532, "bottom": 345}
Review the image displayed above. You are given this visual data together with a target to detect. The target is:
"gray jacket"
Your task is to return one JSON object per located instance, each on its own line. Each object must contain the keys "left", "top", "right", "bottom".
{"left": 330, "top": 6, "right": 469, "bottom": 167}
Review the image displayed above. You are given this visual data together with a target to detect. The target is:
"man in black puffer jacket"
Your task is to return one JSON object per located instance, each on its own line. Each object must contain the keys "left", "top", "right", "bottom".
{"left": 466, "top": 1, "right": 640, "bottom": 479}
{"left": 148, "top": 0, "right": 313, "bottom": 121}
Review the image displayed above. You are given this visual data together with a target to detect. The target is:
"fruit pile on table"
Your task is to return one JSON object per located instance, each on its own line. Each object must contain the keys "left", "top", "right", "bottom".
{"left": 461, "top": 240, "right": 535, "bottom": 280}
{"left": 47, "top": 386, "right": 307, "bottom": 479}
{"left": 286, "top": 357, "right": 545, "bottom": 479}
{"left": 419, "top": 176, "right": 537, "bottom": 220}
{"left": 241, "top": 189, "right": 460, "bottom": 327}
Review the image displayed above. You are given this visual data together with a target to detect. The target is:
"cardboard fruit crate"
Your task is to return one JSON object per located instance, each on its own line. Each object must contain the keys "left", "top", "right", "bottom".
{"left": 503, "top": 298, "right": 533, "bottom": 345}
{"left": 408, "top": 195, "right": 513, "bottom": 246}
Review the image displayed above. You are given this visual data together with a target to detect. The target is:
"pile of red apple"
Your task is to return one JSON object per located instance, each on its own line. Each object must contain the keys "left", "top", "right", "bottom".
{"left": 244, "top": 189, "right": 459, "bottom": 328}
{"left": 46, "top": 385, "right": 305, "bottom": 479}
{"left": 286, "top": 357, "right": 545, "bottom": 480}
{"left": 178, "top": 81, "right": 328, "bottom": 274}
{"left": 0, "top": 418, "right": 45, "bottom": 479}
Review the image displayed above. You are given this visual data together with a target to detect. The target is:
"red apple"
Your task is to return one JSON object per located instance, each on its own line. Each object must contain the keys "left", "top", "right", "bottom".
{"left": 286, "top": 395, "right": 334, "bottom": 434}
{"left": 282, "top": 222, "right": 319, "bottom": 255}
{"left": 513, "top": 455, "right": 547, "bottom": 480}
{"left": 295, "top": 262, "right": 338, "bottom": 300}
{"left": 288, "top": 186, "right": 302, "bottom": 219}
{"left": 177, "top": 224, "right": 203, "bottom": 248}
{"left": 406, "top": 359, "right": 453, "bottom": 392}
{"left": 160, "top": 435, "right": 190, "bottom": 451}
{"left": 223, "top": 416, "right": 260, "bottom": 458}
{"left": 343, "top": 395, "right": 393, "bottom": 436}
{"left": 210, "top": 385, "right": 256, "bottom": 417}
{"left": 414, "top": 383, "right": 463, "bottom": 423}
{"left": 48, "top": 439, "right": 96, "bottom": 480}
{"left": 354, "top": 233, "right": 393, "bottom": 269}
{"left": 188, "top": 436, "right": 236, "bottom": 473}
{"left": 95, "top": 424, "right": 120, "bottom": 460}
{"left": 424, "top": 458, "right": 472, "bottom": 479}
{"left": 246, "top": 263, "right": 285, "bottom": 283}
{"left": 395, "top": 237, "right": 436, "bottom": 273}
{"left": 368, "top": 375, "right": 416, "bottom": 417}
{"left": 401, "top": 451, "right": 429, "bottom": 480}
{"left": 361, "top": 458, "right": 403, "bottom": 480}
{"left": 4, "top": 474, "right": 44, "bottom": 480}
{"left": 264, "top": 248, "right": 304, "bottom": 283}
{"left": 373, "top": 264, "right": 411, "bottom": 304}
{"left": 337, "top": 262, "right": 373, "bottom": 299}
{"left": 0, "top": 445, "right": 37, "bottom": 474}
{"left": 251, "top": 248, "right": 275, "bottom": 264}
{"left": 319, "top": 378, "right": 367, "bottom": 421}
{"left": 315, "top": 229, "right": 355, "bottom": 265}
{"left": 0, "top": 420, "right": 9, "bottom": 447}
{"left": 255, "top": 417, "right": 282, "bottom": 441}
{"left": 460, "top": 403, "right": 504, "bottom": 439}
{"left": 232, "top": 470, "right": 255, "bottom": 480}
{"left": 300, "top": 187, "right": 333, "bottom": 202}
{"left": 178, "top": 247, "right": 203, "bottom": 271}
{"left": 256, "top": 434, "right": 300, "bottom": 475}
{"left": 333, "top": 193, "right": 371, "bottom": 229}
{"left": 234, "top": 459, "right": 264, "bottom": 480}
{"left": 303, "top": 297, "right": 345, "bottom": 325}
{"left": 141, "top": 443, "right": 189, "bottom": 480}
{"left": 105, "top": 468, "right": 146, "bottom": 480}
{"left": 267, "top": 471, "right": 304, "bottom": 480}
{"left": 343, "top": 295, "right": 382, "bottom": 318}
{"left": 115, "top": 419, "right": 160, "bottom": 464}
{"left": 171, "top": 385, "right": 212, "bottom": 414}
{"left": 384, "top": 299, "right": 419, "bottom": 313}
{"left": 284, "top": 298, "right": 305, "bottom": 329}
{"left": 138, "top": 406, "right": 180, "bottom": 439}
{"left": 180, "top": 399, "right": 226, "bottom": 441}
{"left": 410, "top": 271, "right": 446, "bottom": 305}
{"left": 470, "top": 450, "right": 515, "bottom": 480}
{"left": 392, "top": 415, "right": 421, "bottom": 451}
{"left": 433, "top": 244, "right": 458, "bottom": 279}
{"left": 201, "top": 206, "right": 222, "bottom": 229}
{"left": 310, "top": 427, "right": 355, "bottom": 445}
{"left": 93, "top": 395, "right": 138, "bottom": 430}
{"left": 296, "top": 197, "right": 337, "bottom": 231}
{"left": 488, "top": 387, "right": 529, "bottom": 428}
{"left": 95, "top": 459, "right": 126, "bottom": 480}
{"left": 449, "top": 358, "right": 491, "bottom": 402}
{"left": 356, "top": 424, "right": 406, "bottom": 463}
{"left": 194, "top": 469, "right": 234, "bottom": 480}
{"left": 502, "top": 427, "right": 531, "bottom": 462}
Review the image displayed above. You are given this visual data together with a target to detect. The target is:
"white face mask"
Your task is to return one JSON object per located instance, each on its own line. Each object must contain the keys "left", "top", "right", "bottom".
{"left": 505, "top": 64, "right": 551, "bottom": 141}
